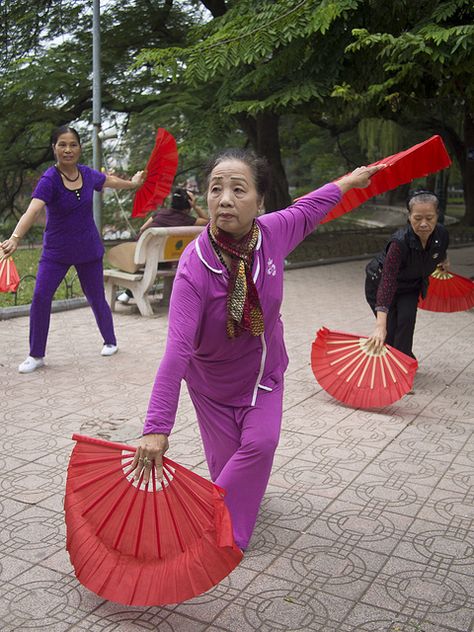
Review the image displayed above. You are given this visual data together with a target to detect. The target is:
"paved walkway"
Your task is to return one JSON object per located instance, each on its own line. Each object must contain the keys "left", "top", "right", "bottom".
{"left": 1, "top": 247, "right": 473, "bottom": 632}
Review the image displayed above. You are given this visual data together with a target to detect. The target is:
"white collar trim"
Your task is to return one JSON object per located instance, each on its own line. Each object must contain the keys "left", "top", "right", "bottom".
{"left": 196, "top": 234, "right": 223, "bottom": 274}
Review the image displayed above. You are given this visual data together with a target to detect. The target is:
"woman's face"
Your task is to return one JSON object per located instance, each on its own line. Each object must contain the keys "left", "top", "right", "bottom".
{"left": 53, "top": 132, "right": 81, "bottom": 166}
{"left": 408, "top": 201, "right": 438, "bottom": 242}
{"left": 207, "top": 159, "right": 262, "bottom": 239}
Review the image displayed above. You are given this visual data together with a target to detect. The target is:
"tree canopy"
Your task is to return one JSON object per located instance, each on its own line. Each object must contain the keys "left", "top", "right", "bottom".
{"left": 1, "top": 0, "right": 472, "bottom": 224}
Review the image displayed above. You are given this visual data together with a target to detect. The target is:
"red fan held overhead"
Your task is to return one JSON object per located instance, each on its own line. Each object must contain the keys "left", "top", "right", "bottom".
{"left": 419, "top": 268, "right": 474, "bottom": 313}
{"left": 311, "top": 327, "right": 418, "bottom": 409}
{"left": 321, "top": 135, "right": 451, "bottom": 224}
{"left": 0, "top": 256, "right": 20, "bottom": 292}
{"left": 131, "top": 128, "right": 179, "bottom": 218}
{"left": 65, "top": 434, "right": 243, "bottom": 606}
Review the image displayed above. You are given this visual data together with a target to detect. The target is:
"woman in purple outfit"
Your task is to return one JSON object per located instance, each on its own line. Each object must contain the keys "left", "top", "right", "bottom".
{"left": 0, "top": 125, "right": 144, "bottom": 373}
{"left": 131, "top": 149, "right": 384, "bottom": 550}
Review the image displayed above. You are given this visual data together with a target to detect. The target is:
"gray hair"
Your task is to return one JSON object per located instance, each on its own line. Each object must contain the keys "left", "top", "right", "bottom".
{"left": 407, "top": 191, "right": 439, "bottom": 214}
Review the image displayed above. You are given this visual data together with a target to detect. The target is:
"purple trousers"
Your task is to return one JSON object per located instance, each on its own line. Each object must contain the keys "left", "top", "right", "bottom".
{"left": 30, "top": 257, "right": 116, "bottom": 358}
{"left": 188, "top": 382, "right": 283, "bottom": 550}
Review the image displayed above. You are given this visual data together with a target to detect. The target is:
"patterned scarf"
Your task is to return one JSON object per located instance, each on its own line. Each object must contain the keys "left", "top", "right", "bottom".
{"left": 209, "top": 222, "right": 264, "bottom": 338}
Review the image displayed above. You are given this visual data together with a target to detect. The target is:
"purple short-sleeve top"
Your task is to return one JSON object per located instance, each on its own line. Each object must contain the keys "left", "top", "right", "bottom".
{"left": 32, "top": 165, "right": 106, "bottom": 263}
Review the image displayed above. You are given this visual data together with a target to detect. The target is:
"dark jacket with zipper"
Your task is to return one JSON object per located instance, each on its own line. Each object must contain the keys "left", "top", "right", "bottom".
{"left": 366, "top": 223, "right": 449, "bottom": 302}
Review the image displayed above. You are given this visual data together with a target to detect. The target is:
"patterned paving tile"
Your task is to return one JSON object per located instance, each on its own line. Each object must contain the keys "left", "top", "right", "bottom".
{"left": 0, "top": 246, "right": 472, "bottom": 631}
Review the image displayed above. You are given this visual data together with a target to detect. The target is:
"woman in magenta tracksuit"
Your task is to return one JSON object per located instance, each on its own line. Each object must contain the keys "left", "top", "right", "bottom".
{"left": 132, "top": 149, "right": 383, "bottom": 550}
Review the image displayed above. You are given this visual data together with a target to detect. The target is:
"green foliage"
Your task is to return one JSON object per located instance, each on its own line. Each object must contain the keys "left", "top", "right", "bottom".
{"left": 357, "top": 118, "right": 404, "bottom": 162}
{"left": 137, "top": 0, "right": 361, "bottom": 85}
{"left": 0, "top": 0, "right": 204, "bottom": 222}
{"left": 342, "top": 3, "right": 474, "bottom": 110}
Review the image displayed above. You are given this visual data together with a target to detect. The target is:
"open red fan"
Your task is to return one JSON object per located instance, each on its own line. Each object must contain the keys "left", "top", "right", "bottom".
{"left": 419, "top": 268, "right": 474, "bottom": 313}
{"left": 320, "top": 135, "right": 451, "bottom": 223}
{"left": 0, "top": 256, "right": 20, "bottom": 292}
{"left": 65, "top": 434, "right": 243, "bottom": 606}
{"left": 311, "top": 327, "right": 418, "bottom": 409}
{"left": 131, "top": 128, "right": 179, "bottom": 218}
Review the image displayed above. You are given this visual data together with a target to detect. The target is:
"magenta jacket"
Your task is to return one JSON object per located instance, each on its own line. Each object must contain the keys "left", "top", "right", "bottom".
{"left": 143, "top": 183, "right": 342, "bottom": 435}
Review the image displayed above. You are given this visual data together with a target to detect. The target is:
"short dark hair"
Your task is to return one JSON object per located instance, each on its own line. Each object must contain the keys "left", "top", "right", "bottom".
{"left": 170, "top": 187, "right": 191, "bottom": 211}
{"left": 51, "top": 125, "right": 81, "bottom": 146}
{"left": 205, "top": 148, "right": 271, "bottom": 198}
{"left": 406, "top": 190, "right": 439, "bottom": 213}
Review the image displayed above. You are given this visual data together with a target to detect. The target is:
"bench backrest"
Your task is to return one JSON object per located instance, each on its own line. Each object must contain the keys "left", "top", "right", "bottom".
{"left": 106, "top": 226, "right": 205, "bottom": 273}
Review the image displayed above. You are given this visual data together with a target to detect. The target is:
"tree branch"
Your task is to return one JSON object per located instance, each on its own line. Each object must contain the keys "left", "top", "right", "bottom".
{"left": 200, "top": 0, "right": 228, "bottom": 17}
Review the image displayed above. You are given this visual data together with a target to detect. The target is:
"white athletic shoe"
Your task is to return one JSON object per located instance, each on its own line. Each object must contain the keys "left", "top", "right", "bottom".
{"left": 101, "top": 344, "right": 118, "bottom": 357}
{"left": 117, "top": 292, "right": 130, "bottom": 304}
{"left": 18, "top": 356, "right": 45, "bottom": 373}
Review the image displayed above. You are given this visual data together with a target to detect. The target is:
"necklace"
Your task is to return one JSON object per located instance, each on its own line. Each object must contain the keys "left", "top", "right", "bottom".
{"left": 55, "top": 164, "right": 80, "bottom": 183}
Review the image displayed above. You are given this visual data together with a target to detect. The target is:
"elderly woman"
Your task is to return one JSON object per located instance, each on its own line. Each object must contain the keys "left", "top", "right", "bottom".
{"left": 365, "top": 190, "right": 449, "bottom": 359}
{"left": 132, "top": 149, "right": 383, "bottom": 550}
{"left": 0, "top": 125, "right": 144, "bottom": 373}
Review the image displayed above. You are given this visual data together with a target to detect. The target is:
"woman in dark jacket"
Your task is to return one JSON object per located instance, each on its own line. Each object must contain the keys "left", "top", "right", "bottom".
{"left": 365, "top": 190, "right": 449, "bottom": 359}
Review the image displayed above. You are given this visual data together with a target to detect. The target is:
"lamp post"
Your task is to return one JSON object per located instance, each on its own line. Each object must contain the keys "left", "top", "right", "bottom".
{"left": 92, "top": 0, "right": 102, "bottom": 230}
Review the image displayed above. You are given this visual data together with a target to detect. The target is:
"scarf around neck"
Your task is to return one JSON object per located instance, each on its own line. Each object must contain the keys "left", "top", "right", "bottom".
{"left": 209, "top": 222, "right": 264, "bottom": 338}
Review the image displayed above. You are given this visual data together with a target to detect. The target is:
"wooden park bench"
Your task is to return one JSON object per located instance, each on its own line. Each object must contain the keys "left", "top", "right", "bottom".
{"left": 103, "top": 225, "right": 204, "bottom": 317}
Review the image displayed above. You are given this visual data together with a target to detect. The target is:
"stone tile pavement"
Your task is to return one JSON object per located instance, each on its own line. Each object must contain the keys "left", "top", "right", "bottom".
{"left": 0, "top": 246, "right": 473, "bottom": 632}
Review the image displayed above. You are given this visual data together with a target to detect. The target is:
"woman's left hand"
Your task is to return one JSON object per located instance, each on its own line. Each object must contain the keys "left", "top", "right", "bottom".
{"left": 131, "top": 170, "right": 146, "bottom": 188}
{"left": 131, "top": 433, "right": 169, "bottom": 484}
{"left": 437, "top": 258, "right": 450, "bottom": 272}
{"left": 337, "top": 164, "right": 387, "bottom": 194}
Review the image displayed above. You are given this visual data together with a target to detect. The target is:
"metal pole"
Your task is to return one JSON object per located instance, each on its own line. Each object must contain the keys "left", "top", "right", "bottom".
{"left": 92, "top": 0, "right": 102, "bottom": 230}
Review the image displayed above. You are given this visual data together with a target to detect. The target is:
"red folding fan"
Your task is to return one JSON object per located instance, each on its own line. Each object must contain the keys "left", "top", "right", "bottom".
{"left": 311, "top": 327, "right": 418, "bottom": 409}
{"left": 131, "top": 128, "right": 179, "bottom": 218}
{"left": 418, "top": 268, "right": 474, "bottom": 313}
{"left": 0, "top": 256, "right": 20, "bottom": 292}
{"left": 320, "top": 135, "right": 451, "bottom": 224}
{"left": 65, "top": 434, "right": 243, "bottom": 606}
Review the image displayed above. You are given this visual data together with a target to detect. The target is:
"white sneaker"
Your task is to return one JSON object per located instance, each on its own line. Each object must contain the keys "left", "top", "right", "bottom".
{"left": 117, "top": 292, "right": 130, "bottom": 304}
{"left": 101, "top": 344, "right": 118, "bottom": 357}
{"left": 18, "top": 356, "right": 45, "bottom": 373}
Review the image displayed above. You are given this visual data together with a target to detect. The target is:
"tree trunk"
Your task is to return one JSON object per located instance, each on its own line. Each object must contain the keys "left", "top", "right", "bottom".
{"left": 254, "top": 112, "right": 291, "bottom": 211}
{"left": 238, "top": 112, "right": 291, "bottom": 212}
{"left": 461, "top": 107, "right": 474, "bottom": 226}
{"left": 443, "top": 106, "right": 474, "bottom": 226}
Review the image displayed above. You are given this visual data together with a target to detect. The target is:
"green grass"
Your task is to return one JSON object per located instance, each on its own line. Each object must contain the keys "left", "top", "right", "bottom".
{"left": 0, "top": 247, "right": 85, "bottom": 308}
{"left": 2, "top": 220, "right": 473, "bottom": 308}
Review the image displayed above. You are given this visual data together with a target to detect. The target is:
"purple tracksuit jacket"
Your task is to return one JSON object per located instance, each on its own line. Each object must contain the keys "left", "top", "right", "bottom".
{"left": 143, "top": 183, "right": 342, "bottom": 435}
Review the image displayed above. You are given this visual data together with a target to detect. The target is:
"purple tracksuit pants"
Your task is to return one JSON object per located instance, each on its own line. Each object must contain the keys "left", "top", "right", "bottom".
{"left": 188, "top": 382, "right": 284, "bottom": 550}
{"left": 29, "top": 257, "right": 116, "bottom": 358}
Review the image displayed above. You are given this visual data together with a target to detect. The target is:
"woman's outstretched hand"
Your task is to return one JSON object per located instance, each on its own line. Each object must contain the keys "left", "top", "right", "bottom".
{"left": 131, "top": 432, "right": 169, "bottom": 484}
{"left": 0, "top": 237, "right": 19, "bottom": 260}
{"left": 364, "top": 322, "right": 387, "bottom": 355}
{"left": 131, "top": 170, "right": 146, "bottom": 189}
{"left": 336, "top": 164, "right": 387, "bottom": 194}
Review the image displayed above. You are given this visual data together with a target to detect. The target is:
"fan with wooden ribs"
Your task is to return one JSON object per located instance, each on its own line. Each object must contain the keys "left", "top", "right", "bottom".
{"left": 65, "top": 434, "right": 243, "bottom": 606}
{"left": 0, "top": 256, "right": 20, "bottom": 292}
{"left": 320, "top": 135, "right": 452, "bottom": 223}
{"left": 418, "top": 268, "right": 474, "bottom": 313}
{"left": 311, "top": 327, "right": 418, "bottom": 409}
{"left": 131, "top": 128, "right": 179, "bottom": 218}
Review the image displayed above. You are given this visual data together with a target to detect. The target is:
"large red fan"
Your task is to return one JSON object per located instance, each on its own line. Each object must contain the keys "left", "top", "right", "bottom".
{"left": 131, "top": 128, "right": 179, "bottom": 218}
{"left": 419, "top": 268, "right": 474, "bottom": 313}
{"left": 311, "top": 327, "right": 418, "bottom": 409}
{"left": 0, "top": 256, "right": 20, "bottom": 292}
{"left": 65, "top": 434, "right": 243, "bottom": 606}
{"left": 321, "top": 135, "right": 451, "bottom": 223}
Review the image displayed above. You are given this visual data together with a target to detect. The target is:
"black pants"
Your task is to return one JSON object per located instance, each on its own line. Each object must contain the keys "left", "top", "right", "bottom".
{"left": 365, "top": 277, "right": 419, "bottom": 359}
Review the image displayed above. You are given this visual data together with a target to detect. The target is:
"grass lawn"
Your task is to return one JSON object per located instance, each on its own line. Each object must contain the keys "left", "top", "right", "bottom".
{"left": 0, "top": 247, "right": 85, "bottom": 308}
{"left": 2, "top": 214, "right": 473, "bottom": 308}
